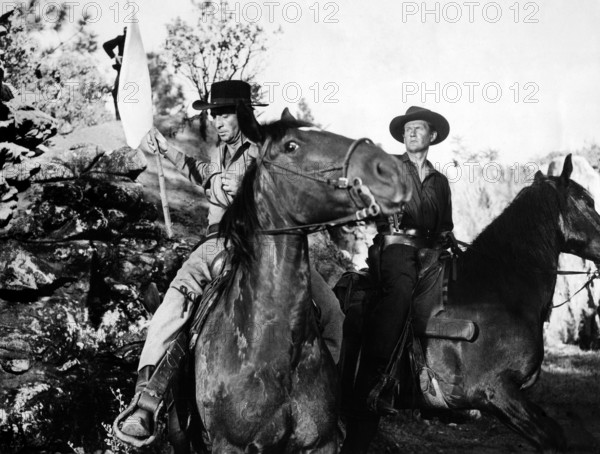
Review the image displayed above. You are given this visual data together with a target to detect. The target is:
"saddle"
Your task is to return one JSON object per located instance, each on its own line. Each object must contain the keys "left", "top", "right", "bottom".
{"left": 335, "top": 248, "right": 478, "bottom": 412}
{"left": 335, "top": 249, "right": 477, "bottom": 342}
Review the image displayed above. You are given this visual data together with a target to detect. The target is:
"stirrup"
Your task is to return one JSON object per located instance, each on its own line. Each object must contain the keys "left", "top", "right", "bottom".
{"left": 113, "top": 391, "right": 165, "bottom": 447}
{"left": 367, "top": 374, "right": 399, "bottom": 416}
{"left": 121, "top": 412, "right": 151, "bottom": 437}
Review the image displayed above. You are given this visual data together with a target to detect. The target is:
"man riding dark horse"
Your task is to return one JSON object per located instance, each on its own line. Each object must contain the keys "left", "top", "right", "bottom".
{"left": 342, "top": 106, "right": 454, "bottom": 453}
{"left": 114, "top": 80, "right": 344, "bottom": 444}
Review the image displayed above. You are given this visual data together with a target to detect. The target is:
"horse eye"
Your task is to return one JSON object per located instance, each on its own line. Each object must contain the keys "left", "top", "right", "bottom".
{"left": 284, "top": 141, "right": 299, "bottom": 153}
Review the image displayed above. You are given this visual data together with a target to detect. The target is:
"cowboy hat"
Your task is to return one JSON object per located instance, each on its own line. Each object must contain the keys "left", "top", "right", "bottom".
{"left": 389, "top": 106, "right": 450, "bottom": 145}
{"left": 192, "top": 80, "right": 268, "bottom": 111}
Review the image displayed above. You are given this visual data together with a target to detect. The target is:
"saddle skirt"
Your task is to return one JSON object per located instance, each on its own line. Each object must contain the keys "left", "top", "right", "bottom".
{"left": 413, "top": 249, "right": 477, "bottom": 341}
{"left": 334, "top": 249, "right": 477, "bottom": 342}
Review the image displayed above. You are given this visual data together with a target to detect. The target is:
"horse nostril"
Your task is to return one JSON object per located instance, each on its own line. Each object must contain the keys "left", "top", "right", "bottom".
{"left": 375, "top": 160, "right": 392, "bottom": 182}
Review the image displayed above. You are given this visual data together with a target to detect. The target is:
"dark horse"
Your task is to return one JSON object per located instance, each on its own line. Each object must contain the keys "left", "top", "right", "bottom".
{"left": 193, "top": 106, "right": 408, "bottom": 453}
{"left": 343, "top": 155, "right": 600, "bottom": 453}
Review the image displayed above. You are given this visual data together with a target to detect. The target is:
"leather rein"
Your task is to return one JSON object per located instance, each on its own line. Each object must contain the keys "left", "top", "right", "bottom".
{"left": 259, "top": 137, "right": 383, "bottom": 235}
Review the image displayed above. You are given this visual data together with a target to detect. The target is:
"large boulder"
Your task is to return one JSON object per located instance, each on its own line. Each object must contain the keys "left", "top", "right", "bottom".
{"left": 0, "top": 143, "right": 151, "bottom": 237}
{"left": 87, "top": 145, "right": 148, "bottom": 180}
{"left": 3, "top": 102, "right": 57, "bottom": 149}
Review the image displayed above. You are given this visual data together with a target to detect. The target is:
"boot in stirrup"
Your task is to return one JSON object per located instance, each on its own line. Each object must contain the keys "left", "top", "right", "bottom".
{"left": 367, "top": 363, "right": 399, "bottom": 417}
{"left": 120, "top": 365, "right": 155, "bottom": 437}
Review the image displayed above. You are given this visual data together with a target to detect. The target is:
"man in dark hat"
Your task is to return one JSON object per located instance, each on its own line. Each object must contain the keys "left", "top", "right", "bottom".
{"left": 147, "top": 80, "right": 267, "bottom": 229}
{"left": 116, "top": 80, "right": 264, "bottom": 441}
{"left": 103, "top": 27, "right": 127, "bottom": 120}
{"left": 342, "top": 106, "right": 454, "bottom": 453}
{"left": 116, "top": 80, "right": 344, "bottom": 443}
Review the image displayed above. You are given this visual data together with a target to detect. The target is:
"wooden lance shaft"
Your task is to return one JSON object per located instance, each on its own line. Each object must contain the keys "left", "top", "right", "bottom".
{"left": 151, "top": 134, "right": 173, "bottom": 238}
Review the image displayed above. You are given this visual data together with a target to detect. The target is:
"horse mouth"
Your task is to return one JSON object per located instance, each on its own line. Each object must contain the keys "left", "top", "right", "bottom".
{"left": 372, "top": 189, "right": 410, "bottom": 215}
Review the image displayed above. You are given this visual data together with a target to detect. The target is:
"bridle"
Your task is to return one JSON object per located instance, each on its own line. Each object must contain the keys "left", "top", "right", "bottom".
{"left": 259, "top": 137, "right": 384, "bottom": 235}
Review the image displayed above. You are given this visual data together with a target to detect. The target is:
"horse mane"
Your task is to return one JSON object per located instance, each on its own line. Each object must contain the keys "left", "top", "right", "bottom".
{"left": 464, "top": 177, "right": 564, "bottom": 275}
{"left": 218, "top": 160, "right": 260, "bottom": 271}
{"left": 217, "top": 116, "right": 312, "bottom": 272}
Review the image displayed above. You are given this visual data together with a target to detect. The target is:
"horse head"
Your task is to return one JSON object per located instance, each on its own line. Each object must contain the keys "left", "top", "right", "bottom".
{"left": 538, "top": 154, "right": 600, "bottom": 263}
{"left": 235, "top": 104, "right": 409, "bottom": 229}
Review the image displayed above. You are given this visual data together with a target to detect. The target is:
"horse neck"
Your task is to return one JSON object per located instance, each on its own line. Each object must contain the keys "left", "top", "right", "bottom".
{"left": 467, "top": 191, "right": 562, "bottom": 290}
{"left": 240, "top": 174, "right": 314, "bottom": 364}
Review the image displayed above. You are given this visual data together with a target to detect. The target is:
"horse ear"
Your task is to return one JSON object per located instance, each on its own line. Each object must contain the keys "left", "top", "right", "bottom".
{"left": 534, "top": 170, "right": 545, "bottom": 182}
{"left": 560, "top": 154, "right": 573, "bottom": 184}
{"left": 236, "top": 101, "right": 263, "bottom": 143}
{"left": 281, "top": 107, "right": 297, "bottom": 122}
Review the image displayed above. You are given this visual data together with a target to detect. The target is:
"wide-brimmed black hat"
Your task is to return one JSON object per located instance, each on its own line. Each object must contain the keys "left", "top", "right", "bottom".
{"left": 389, "top": 106, "right": 450, "bottom": 145}
{"left": 192, "top": 80, "right": 268, "bottom": 111}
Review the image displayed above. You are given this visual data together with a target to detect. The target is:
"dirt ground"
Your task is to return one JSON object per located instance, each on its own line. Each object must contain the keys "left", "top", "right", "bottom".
{"left": 368, "top": 345, "right": 600, "bottom": 454}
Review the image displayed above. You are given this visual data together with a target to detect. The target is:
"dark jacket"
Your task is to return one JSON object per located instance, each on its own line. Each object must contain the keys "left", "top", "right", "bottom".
{"left": 103, "top": 34, "right": 126, "bottom": 70}
{"left": 378, "top": 153, "right": 453, "bottom": 240}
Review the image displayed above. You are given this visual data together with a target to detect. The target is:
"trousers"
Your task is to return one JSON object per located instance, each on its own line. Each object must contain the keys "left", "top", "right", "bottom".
{"left": 350, "top": 243, "right": 418, "bottom": 415}
{"left": 138, "top": 236, "right": 344, "bottom": 369}
{"left": 362, "top": 243, "right": 418, "bottom": 362}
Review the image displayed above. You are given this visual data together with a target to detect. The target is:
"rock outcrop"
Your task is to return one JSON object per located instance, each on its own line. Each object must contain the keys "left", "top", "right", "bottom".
{"left": 1, "top": 100, "right": 57, "bottom": 150}
{"left": 0, "top": 137, "right": 193, "bottom": 452}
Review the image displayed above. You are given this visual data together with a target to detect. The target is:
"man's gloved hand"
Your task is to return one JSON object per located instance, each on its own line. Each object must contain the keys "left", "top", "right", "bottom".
{"left": 139, "top": 127, "right": 168, "bottom": 156}
{"left": 207, "top": 173, "right": 234, "bottom": 208}
{"left": 439, "top": 231, "right": 458, "bottom": 250}
{"left": 222, "top": 169, "right": 243, "bottom": 196}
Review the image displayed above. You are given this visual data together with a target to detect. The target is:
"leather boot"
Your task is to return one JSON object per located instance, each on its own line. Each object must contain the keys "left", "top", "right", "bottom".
{"left": 367, "top": 363, "right": 399, "bottom": 417}
{"left": 120, "top": 365, "right": 155, "bottom": 438}
{"left": 371, "top": 377, "right": 398, "bottom": 416}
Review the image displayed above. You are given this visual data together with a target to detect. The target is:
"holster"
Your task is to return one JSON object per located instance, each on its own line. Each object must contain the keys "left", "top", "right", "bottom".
{"left": 367, "top": 239, "right": 382, "bottom": 284}
{"left": 382, "top": 233, "right": 429, "bottom": 250}
{"left": 368, "top": 233, "right": 429, "bottom": 284}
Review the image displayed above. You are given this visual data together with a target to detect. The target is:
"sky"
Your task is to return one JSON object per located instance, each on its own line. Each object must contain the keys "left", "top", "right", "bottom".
{"left": 77, "top": 0, "right": 600, "bottom": 163}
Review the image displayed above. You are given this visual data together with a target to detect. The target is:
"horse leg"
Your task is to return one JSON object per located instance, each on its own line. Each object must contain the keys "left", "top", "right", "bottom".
{"left": 339, "top": 302, "right": 365, "bottom": 414}
{"left": 340, "top": 353, "right": 380, "bottom": 454}
{"left": 484, "top": 375, "right": 567, "bottom": 453}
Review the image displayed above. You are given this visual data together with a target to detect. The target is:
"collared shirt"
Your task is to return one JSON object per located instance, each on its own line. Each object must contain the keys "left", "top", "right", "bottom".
{"left": 379, "top": 153, "right": 453, "bottom": 237}
{"left": 164, "top": 137, "right": 258, "bottom": 226}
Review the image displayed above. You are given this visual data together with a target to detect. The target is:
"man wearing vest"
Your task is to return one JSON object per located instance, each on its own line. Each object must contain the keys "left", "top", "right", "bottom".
{"left": 342, "top": 106, "right": 454, "bottom": 453}
{"left": 116, "top": 80, "right": 344, "bottom": 442}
